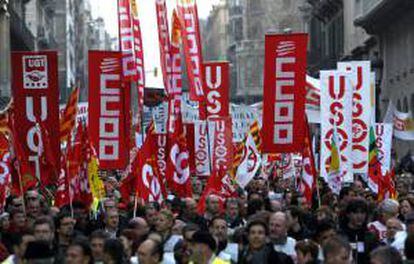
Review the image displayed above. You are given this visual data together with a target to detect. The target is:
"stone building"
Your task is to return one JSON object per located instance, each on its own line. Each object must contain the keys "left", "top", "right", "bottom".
{"left": 203, "top": 1, "right": 229, "bottom": 61}
{"left": 355, "top": 0, "right": 414, "bottom": 155}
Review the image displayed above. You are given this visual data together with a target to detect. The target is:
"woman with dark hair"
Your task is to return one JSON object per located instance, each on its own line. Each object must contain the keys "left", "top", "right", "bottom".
{"left": 399, "top": 196, "right": 414, "bottom": 221}
{"left": 66, "top": 237, "right": 94, "bottom": 264}
{"left": 103, "top": 239, "right": 128, "bottom": 264}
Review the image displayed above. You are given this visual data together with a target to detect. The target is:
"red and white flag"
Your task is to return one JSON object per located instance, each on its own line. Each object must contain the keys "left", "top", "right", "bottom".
{"left": 11, "top": 51, "right": 60, "bottom": 186}
{"left": 235, "top": 132, "right": 261, "bottom": 188}
{"left": 210, "top": 117, "right": 233, "bottom": 174}
{"left": 118, "top": 0, "right": 137, "bottom": 80}
{"left": 155, "top": 0, "right": 172, "bottom": 93}
{"left": 193, "top": 120, "right": 210, "bottom": 177}
{"left": 88, "top": 51, "right": 130, "bottom": 169}
{"left": 177, "top": 0, "right": 205, "bottom": 102}
{"left": 0, "top": 134, "right": 11, "bottom": 212}
{"left": 299, "top": 117, "right": 317, "bottom": 206}
{"left": 203, "top": 62, "right": 229, "bottom": 118}
{"left": 262, "top": 34, "right": 308, "bottom": 153}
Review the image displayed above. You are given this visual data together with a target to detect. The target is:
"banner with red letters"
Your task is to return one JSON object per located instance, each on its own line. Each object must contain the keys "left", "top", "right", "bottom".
{"left": 210, "top": 117, "right": 233, "bottom": 173}
{"left": 203, "top": 62, "right": 229, "bottom": 118}
{"left": 11, "top": 51, "right": 60, "bottom": 186}
{"left": 375, "top": 123, "right": 393, "bottom": 176}
{"left": 155, "top": 0, "right": 172, "bottom": 93}
{"left": 337, "top": 61, "right": 371, "bottom": 174}
{"left": 262, "top": 34, "right": 307, "bottom": 153}
{"left": 177, "top": 0, "right": 205, "bottom": 101}
{"left": 118, "top": 0, "right": 136, "bottom": 80}
{"left": 194, "top": 120, "right": 210, "bottom": 177}
{"left": 320, "top": 71, "right": 353, "bottom": 183}
{"left": 88, "top": 51, "right": 129, "bottom": 169}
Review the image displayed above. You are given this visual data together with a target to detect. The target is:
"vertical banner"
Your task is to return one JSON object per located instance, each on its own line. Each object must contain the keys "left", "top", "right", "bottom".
{"left": 130, "top": 0, "right": 145, "bottom": 111}
{"left": 177, "top": 0, "right": 205, "bottom": 101}
{"left": 210, "top": 117, "right": 233, "bottom": 173}
{"left": 337, "top": 61, "right": 371, "bottom": 174}
{"left": 384, "top": 102, "right": 414, "bottom": 140}
{"left": 262, "top": 34, "right": 307, "bottom": 153}
{"left": 155, "top": 133, "right": 167, "bottom": 184}
{"left": 11, "top": 51, "right": 60, "bottom": 185}
{"left": 118, "top": 0, "right": 137, "bottom": 80}
{"left": 155, "top": 0, "right": 172, "bottom": 93}
{"left": 203, "top": 62, "right": 229, "bottom": 118}
{"left": 375, "top": 123, "right": 393, "bottom": 175}
{"left": 88, "top": 51, "right": 129, "bottom": 169}
{"left": 194, "top": 120, "right": 210, "bottom": 177}
{"left": 320, "top": 71, "right": 353, "bottom": 183}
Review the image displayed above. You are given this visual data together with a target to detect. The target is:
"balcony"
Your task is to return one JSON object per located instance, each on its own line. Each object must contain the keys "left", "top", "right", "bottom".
{"left": 9, "top": 4, "right": 35, "bottom": 50}
{"left": 354, "top": 0, "right": 414, "bottom": 34}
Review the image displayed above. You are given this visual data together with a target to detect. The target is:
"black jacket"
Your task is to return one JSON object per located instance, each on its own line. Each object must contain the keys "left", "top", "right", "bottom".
{"left": 238, "top": 243, "right": 294, "bottom": 264}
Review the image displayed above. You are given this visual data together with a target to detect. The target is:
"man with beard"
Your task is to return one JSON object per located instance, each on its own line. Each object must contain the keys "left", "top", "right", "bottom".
{"left": 339, "top": 198, "right": 379, "bottom": 264}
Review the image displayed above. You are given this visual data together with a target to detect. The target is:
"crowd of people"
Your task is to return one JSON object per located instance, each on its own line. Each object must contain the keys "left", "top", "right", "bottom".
{"left": 1, "top": 173, "right": 414, "bottom": 264}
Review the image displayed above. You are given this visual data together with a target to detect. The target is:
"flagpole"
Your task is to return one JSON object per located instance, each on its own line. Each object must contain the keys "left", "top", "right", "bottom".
{"left": 133, "top": 192, "right": 138, "bottom": 218}
{"left": 16, "top": 160, "right": 27, "bottom": 216}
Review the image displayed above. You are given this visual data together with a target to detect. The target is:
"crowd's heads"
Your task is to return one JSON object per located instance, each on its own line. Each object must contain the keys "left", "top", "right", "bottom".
{"left": 144, "top": 202, "right": 160, "bottom": 227}
{"left": 379, "top": 199, "right": 400, "bottom": 222}
{"left": 269, "top": 212, "right": 288, "bottom": 243}
{"left": 66, "top": 237, "right": 93, "bottom": 264}
{"left": 103, "top": 238, "right": 126, "bottom": 264}
{"left": 344, "top": 198, "right": 368, "bottom": 229}
{"left": 33, "top": 216, "right": 55, "bottom": 244}
{"left": 105, "top": 209, "right": 120, "bottom": 230}
{"left": 405, "top": 212, "right": 414, "bottom": 234}
{"left": 385, "top": 217, "right": 403, "bottom": 241}
{"left": 25, "top": 189, "right": 42, "bottom": 218}
{"left": 314, "top": 220, "right": 337, "bottom": 245}
{"left": 295, "top": 239, "right": 319, "bottom": 264}
{"left": 323, "top": 236, "right": 352, "bottom": 264}
{"left": 370, "top": 246, "right": 403, "bottom": 264}
{"left": 399, "top": 196, "right": 414, "bottom": 217}
{"left": 128, "top": 217, "right": 150, "bottom": 240}
{"left": 206, "top": 194, "right": 221, "bottom": 216}
{"left": 225, "top": 198, "right": 240, "bottom": 219}
{"left": 56, "top": 212, "right": 76, "bottom": 239}
{"left": 188, "top": 230, "right": 217, "bottom": 263}
{"left": 209, "top": 216, "right": 228, "bottom": 242}
{"left": 137, "top": 238, "right": 163, "bottom": 264}
{"left": 405, "top": 233, "right": 414, "bottom": 260}
{"left": 24, "top": 240, "right": 55, "bottom": 263}
{"left": 90, "top": 230, "right": 109, "bottom": 262}
{"left": 155, "top": 208, "right": 174, "bottom": 234}
{"left": 246, "top": 219, "right": 268, "bottom": 250}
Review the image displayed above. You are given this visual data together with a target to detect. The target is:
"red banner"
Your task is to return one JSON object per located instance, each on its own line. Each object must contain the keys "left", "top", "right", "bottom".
{"left": 177, "top": 0, "right": 205, "bottom": 101}
{"left": 211, "top": 117, "right": 233, "bottom": 173}
{"left": 118, "top": 0, "right": 136, "bottom": 80}
{"left": 131, "top": 0, "right": 145, "bottom": 112}
{"left": 88, "top": 51, "right": 129, "bottom": 169}
{"left": 203, "top": 62, "right": 229, "bottom": 118}
{"left": 262, "top": 34, "right": 307, "bottom": 153}
{"left": 155, "top": 0, "right": 172, "bottom": 93}
{"left": 11, "top": 51, "right": 60, "bottom": 186}
{"left": 155, "top": 134, "right": 167, "bottom": 185}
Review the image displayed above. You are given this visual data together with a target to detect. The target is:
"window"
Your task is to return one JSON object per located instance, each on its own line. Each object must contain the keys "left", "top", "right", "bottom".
{"left": 404, "top": 97, "right": 409, "bottom": 112}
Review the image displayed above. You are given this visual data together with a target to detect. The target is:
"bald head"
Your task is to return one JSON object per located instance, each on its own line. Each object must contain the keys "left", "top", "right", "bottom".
{"left": 137, "top": 239, "right": 162, "bottom": 264}
{"left": 269, "top": 212, "right": 288, "bottom": 242}
{"left": 128, "top": 217, "right": 149, "bottom": 238}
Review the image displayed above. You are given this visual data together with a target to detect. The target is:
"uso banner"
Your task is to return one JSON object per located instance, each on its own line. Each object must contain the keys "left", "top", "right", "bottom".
{"left": 337, "top": 61, "right": 371, "bottom": 174}
{"left": 11, "top": 51, "right": 60, "bottom": 185}
{"left": 375, "top": 123, "right": 393, "bottom": 175}
{"left": 203, "top": 62, "right": 229, "bottom": 118}
{"left": 89, "top": 51, "right": 129, "bottom": 169}
{"left": 320, "top": 71, "right": 353, "bottom": 183}
{"left": 262, "top": 34, "right": 307, "bottom": 153}
{"left": 210, "top": 117, "right": 233, "bottom": 173}
{"left": 177, "top": 0, "right": 205, "bottom": 101}
{"left": 194, "top": 120, "right": 210, "bottom": 177}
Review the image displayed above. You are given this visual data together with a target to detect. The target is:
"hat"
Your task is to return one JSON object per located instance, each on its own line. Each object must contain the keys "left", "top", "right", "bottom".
{"left": 405, "top": 212, "right": 414, "bottom": 224}
{"left": 191, "top": 231, "right": 217, "bottom": 252}
{"left": 24, "top": 241, "right": 54, "bottom": 260}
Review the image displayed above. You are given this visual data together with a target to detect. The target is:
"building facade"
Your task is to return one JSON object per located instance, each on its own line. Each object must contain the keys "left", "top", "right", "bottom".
{"left": 203, "top": 2, "right": 229, "bottom": 61}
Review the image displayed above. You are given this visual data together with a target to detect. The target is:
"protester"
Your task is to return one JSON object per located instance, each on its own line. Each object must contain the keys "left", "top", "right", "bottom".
{"left": 369, "top": 246, "right": 403, "bottom": 264}
{"left": 322, "top": 236, "right": 352, "bottom": 264}
{"left": 294, "top": 239, "right": 320, "bottom": 264}
{"left": 66, "top": 238, "right": 94, "bottom": 264}
{"left": 136, "top": 238, "right": 164, "bottom": 264}
{"left": 269, "top": 212, "right": 297, "bottom": 260}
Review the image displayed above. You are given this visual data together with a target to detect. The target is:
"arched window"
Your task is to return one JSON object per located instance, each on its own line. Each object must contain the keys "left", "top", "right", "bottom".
{"left": 397, "top": 99, "right": 402, "bottom": 111}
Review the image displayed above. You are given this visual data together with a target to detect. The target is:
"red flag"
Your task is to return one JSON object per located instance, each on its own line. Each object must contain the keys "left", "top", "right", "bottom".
{"left": 211, "top": 117, "right": 233, "bottom": 173}
{"left": 118, "top": 0, "right": 137, "bottom": 80}
{"left": 299, "top": 116, "right": 316, "bottom": 206}
{"left": 0, "top": 134, "right": 11, "bottom": 211}
{"left": 262, "top": 34, "right": 308, "bottom": 153}
{"left": 39, "top": 121, "right": 59, "bottom": 185}
{"left": 378, "top": 169, "right": 396, "bottom": 201}
{"left": 54, "top": 154, "right": 70, "bottom": 208}
{"left": 155, "top": 0, "right": 172, "bottom": 93}
{"left": 202, "top": 62, "right": 230, "bottom": 118}
{"left": 177, "top": 0, "right": 205, "bottom": 102}
{"left": 166, "top": 114, "right": 192, "bottom": 198}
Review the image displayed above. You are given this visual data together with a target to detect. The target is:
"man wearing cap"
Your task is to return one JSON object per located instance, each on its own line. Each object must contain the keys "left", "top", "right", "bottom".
{"left": 188, "top": 230, "right": 230, "bottom": 264}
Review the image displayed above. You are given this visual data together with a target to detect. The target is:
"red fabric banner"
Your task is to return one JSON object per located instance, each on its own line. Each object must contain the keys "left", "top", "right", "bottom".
{"left": 131, "top": 3, "right": 145, "bottom": 112}
{"left": 184, "top": 124, "right": 196, "bottom": 174}
{"left": 155, "top": 133, "right": 168, "bottom": 187}
{"left": 203, "top": 62, "right": 229, "bottom": 118}
{"left": 210, "top": 117, "right": 233, "bottom": 174}
{"left": 177, "top": 0, "right": 205, "bottom": 101}
{"left": 118, "top": 0, "right": 137, "bottom": 80}
{"left": 88, "top": 51, "right": 129, "bottom": 169}
{"left": 155, "top": 0, "right": 172, "bottom": 93}
{"left": 262, "top": 34, "right": 307, "bottom": 153}
{"left": 299, "top": 117, "right": 316, "bottom": 206}
{"left": 193, "top": 121, "right": 210, "bottom": 177}
{"left": 0, "top": 134, "right": 11, "bottom": 212}
{"left": 11, "top": 51, "right": 60, "bottom": 186}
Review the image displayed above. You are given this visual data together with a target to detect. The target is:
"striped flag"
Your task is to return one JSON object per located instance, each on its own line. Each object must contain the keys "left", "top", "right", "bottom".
{"left": 60, "top": 87, "right": 79, "bottom": 142}
{"left": 368, "top": 126, "right": 381, "bottom": 193}
{"left": 326, "top": 126, "right": 342, "bottom": 194}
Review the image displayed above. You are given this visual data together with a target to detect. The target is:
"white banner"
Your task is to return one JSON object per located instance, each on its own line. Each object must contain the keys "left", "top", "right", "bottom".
{"left": 194, "top": 120, "right": 211, "bottom": 177}
{"left": 230, "top": 104, "right": 259, "bottom": 142}
{"left": 320, "top": 70, "right": 353, "bottom": 183}
{"left": 337, "top": 61, "right": 371, "bottom": 174}
{"left": 384, "top": 102, "right": 414, "bottom": 140}
{"left": 375, "top": 123, "right": 393, "bottom": 175}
